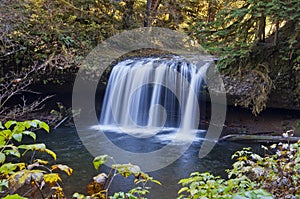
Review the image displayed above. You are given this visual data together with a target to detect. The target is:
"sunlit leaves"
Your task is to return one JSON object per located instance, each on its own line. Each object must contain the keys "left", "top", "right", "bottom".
{"left": 93, "top": 154, "right": 109, "bottom": 170}
{"left": 228, "top": 141, "right": 300, "bottom": 198}
{"left": 0, "top": 163, "right": 26, "bottom": 176}
{"left": 22, "top": 131, "right": 36, "bottom": 141}
{"left": 18, "top": 144, "right": 56, "bottom": 160}
{"left": 44, "top": 173, "right": 62, "bottom": 187}
{"left": 51, "top": 164, "right": 73, "bottom": 176}
{"left": 0, "top": 179, "right": 8, "bottom": 192}
{"left": 73, "top": 192, "right": 90, "bottom": 199}
{"left": 178, "top": 140, "right": 300, "bottom": 198}
{"left": 233, "top": 189, "right": 273, "bottom": 199}
{"left": 112, "top": 163, "right": 141, "bottom": 178}
{"left": 2, "top": 194, "right": 28, "bottom": 199}
{"left": 0, "top": 152, "right": 6, "bottom": 163}
{"left": 0, "top": 120, "right": 69, "bottom": 198}
{"left": 87, "top": 154, "right": 161, "bottom": 198}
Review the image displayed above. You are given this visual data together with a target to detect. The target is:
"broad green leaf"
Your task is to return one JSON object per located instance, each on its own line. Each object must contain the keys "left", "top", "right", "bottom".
{"left": 93, "top": 155, "right": 109, "bottom": 170}
{"left": 0, "top": 152, "right": 5, "bottom": 163}
{"left": 2, "top": 194, "right": 28, "bottom": 199}
{"left": 18, "top": 144, "right": 56, "bottom": 160}
{"left": 38, "top": 121, "right": 50, "bottom": 132}
{"left": 3, "top": 149, "right": 20, "bottom": 158}
{"left": 12, "top": 133, "right": 22, "bottom": 142}
{"left": 29, "top": 120, "right": 38, "bottom": 128}
{"left": 0, "top": 136, "right": 6, "bottom": 145}
{"left": 4, "top": 121, "right": 16, "bottom": 129}
{"left": 22, "top": 131, "right": 36, "bottom": 141}
{"left": 18, "top": 143, "right": 46, "bottom": 151}
{"left": 0, "top": 163, "right": 25, "bottom": 175}
{"left": 113, "top": 164, "right": 141, "bottom": 178}
{"left": 1, "top": 130, "right": 13, "bottom": 139}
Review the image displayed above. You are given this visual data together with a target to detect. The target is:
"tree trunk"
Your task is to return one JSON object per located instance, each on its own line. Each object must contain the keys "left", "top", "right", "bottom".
{"left": 207, "top": 0, "right": 217, "bottom": 22}
{"left": 144, "top": 0, "right": 152, "bottom": 27}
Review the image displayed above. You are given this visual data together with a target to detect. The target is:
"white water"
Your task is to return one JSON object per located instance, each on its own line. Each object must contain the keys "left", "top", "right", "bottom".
{"left": 99, "top": 57, "right": 210, "bottom": 132}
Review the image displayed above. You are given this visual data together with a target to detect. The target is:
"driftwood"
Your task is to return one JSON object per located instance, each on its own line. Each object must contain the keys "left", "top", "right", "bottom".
{"left": 219, "top": 134, "right": 300, "bottom": 143}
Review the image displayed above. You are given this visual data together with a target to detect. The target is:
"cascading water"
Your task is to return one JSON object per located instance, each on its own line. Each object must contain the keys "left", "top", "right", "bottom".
{"left": 99, "top": 57, "right": 210, "bottom": 132}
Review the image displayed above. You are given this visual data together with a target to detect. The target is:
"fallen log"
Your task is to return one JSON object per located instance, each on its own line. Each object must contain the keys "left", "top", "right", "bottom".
{"left": 219, "top": 134, "right": 300, "bottom": 143}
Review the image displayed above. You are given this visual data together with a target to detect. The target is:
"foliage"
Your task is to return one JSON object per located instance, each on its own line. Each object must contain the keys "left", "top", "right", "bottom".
{"left": 228, "top": 141, "right": 300, "bottom": 198}
{"left": 178, "top": 132, "right": 300, "bottom": 199}
{"left": 0, "top": 120, "right": 73, "bottom": 198}
{"left": 190, "top": 0, "right": 300, "bottom": 69}
{"left": 73, "top": 154, "right": 161, "bottom": 199}
{"left": 177, "top": 172, "right": 271, "bottom": 199}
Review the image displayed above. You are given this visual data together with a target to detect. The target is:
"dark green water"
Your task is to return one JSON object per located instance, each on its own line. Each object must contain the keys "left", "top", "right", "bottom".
{"left": 37, "top": 126, "right": 261, "bottom": 198}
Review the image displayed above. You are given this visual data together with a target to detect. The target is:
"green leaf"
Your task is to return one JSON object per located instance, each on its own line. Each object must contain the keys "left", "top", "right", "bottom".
{"left": 18, "top": 143, "right": 46, "bottom": 151}
{"left": 178, "top": 187, "right": 189, "bottom": 194}
{"left": 1, "top": 130, "right": 13, "bottom": 139}
{"left": 0, "top": 163, "right": 25, "bottom": 175}
{"left": 38, "top": 121, "right": 50, "bottom": 132}
{"left": 18, "top": 144, "right": 56, "bottom": 160}
{"left": 0, "top": 136, "right": 6, "bottom": 145}
{"left": 0, "top": 179, "right": 8, "bottom": 192}
{"left": 93, "top": 155, "right": 109, "bottom": 170}
{"left": 29, "top": 120, "right": 37, "bottom": 128}
{"left": 113, "top": 164, "right": 141, "bottom": 178}
{"left": 3, "top": 149, "right": 20, "bottom": 158}
{"left": 12, "top": 133, "right": 22, "bottom": 142}
{"left": 2, "top": 194, "right": 28, "bottom": 199}
{"left": 22, "top": 131, "right": 36, "bottom": 141}
{"left": 0, "top": 152, "right": 5, "bottom": 164}
{"left": 4, "top": 121, "right": 16, "bottom": 129}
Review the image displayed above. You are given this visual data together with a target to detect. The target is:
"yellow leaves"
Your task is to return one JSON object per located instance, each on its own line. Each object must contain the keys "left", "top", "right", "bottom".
{"left": 51, "top": 186, "right": 66, "bottom": 198}
{"left": 164, "top": 13, "right": 170, "bottom": 21}
{"left": 45, "top": 149, "right": 56, "bottom": 160}
{"left": 119, "top": 1, "right": 126, "bottom": 6}
{"left": 44, "top": 173, "right": 62, "bottom": 187}
{"left": 238, "top": 156, "right": 248, "bottom": 161}
{"left": 51, "top": 164, "right": 73, "bottom": 176}
{"left": 34, "top": 159, "right": 48, "bottom": 165}
{"left": 86, "top": 180, "right": 106, "bottom": 196}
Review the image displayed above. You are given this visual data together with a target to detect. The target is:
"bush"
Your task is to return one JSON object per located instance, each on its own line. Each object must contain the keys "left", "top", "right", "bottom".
{"left": 0, "top": 120, "right": 72, "bottom": 198}
{"left": 178, "top": 135, "right": 300, "bottom": 199}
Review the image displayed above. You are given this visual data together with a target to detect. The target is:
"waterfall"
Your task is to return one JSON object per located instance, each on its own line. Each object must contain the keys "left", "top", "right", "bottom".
{"left": 99, "top": 57, "right": 210, "bottom": 131}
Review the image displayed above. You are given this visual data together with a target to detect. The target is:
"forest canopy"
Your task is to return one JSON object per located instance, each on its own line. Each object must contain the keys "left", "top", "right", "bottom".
{"left": 0, "top": 0, "right": 299, "bottom": 113}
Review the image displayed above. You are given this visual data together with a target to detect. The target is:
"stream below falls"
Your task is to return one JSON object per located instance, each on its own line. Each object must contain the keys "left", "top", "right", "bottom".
{"left": 36, "top": 126, "right": 262, "bottom": 198}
